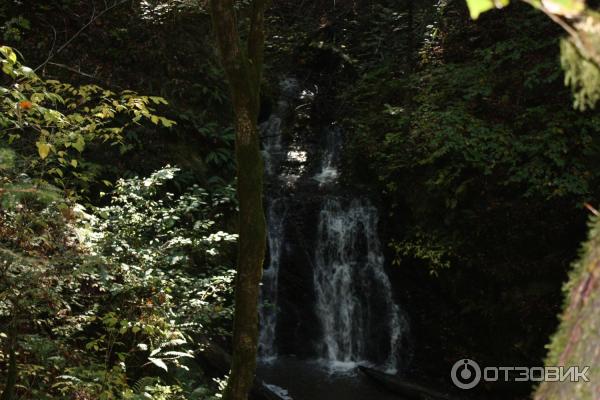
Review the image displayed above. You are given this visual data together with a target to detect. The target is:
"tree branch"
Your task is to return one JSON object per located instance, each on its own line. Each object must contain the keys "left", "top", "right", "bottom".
{"left": 521, "top": 0, "right": 600, "bottom": 68}
{"left": 35, "top": 0, "right": 130, "bottom": 72}
{"left": 47, "top": 62, "right": 100, "bottom": 81}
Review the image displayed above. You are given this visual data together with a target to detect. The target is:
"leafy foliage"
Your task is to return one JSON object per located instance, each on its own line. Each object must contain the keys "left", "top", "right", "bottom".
{"left": 0, "top": 164, "right": 236, "bottom": 399}
{"left": 465, "top": 0, "right": 584, "bottom": 19}
{"left": 0, "top": 46, "right": 175, "bottom": 196}
{"left": 465, "top": 0, "right": 509, "bottom": 19}
{"left": 0, "top": 4, "right": 241, "bottom": 397}
{"left": 465, "top": 0, "right": 600, "bottom": 109}
{"left": 344, "top": 3, "right": 600, "bottom": 268}
{"left": 561, "top": 38, "right": 600, "bottom": 110}
{"left": 330, "top": 0, "right": 597, "bottom": 386}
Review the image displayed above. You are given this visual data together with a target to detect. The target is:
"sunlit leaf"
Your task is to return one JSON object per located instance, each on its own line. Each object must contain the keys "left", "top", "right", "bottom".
{"left": 36, "top": 141, "right": 51, "bottom": 159}
{"left": 148, "top": 357, "right": 168, "bottom": 371}
{"left": 465, "top": 0, "right": 510, "bottom": 19}
{"left": 541, "top": 0, "right": 585, "bottom": 16}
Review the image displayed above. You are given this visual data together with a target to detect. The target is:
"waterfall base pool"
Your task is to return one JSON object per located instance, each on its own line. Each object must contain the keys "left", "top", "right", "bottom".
{"left": 257, "top": 357, "right": 406, "bottom": 400}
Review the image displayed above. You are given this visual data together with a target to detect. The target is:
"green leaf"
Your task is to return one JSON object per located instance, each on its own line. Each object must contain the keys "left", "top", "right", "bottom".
{"left": 2, "top": 63, "right": 13, "bottom": 76}
{"left": 0, "top": 46, "right": 17, "bottom": 63}
{"left": 162, "top": 351, "right": 194, "bottom": 358}
{"left": 36, "top": 141, "right": 51, "bottom": 159}
{"left": 49, "top": 168, "right": 64, "bottom": 177}
{"left": 541, "top": 0, "right": 585, "bottom": 16}
{"left": 160, "top": 117, "right": 176, "bottom": 128}
{"left": 148, "top": 357, "right": 168, "bottom": 372}
{"left": 465, "top": 0, "right": 509, "bottom": 19}
{"left": 72, "top": 136, "right": 85, "bottom": 152}
{"left": 150, "top": 348, "right": 162, "bottom": 357}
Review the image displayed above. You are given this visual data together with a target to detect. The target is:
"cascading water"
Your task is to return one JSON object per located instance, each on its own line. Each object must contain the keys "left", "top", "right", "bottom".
{"left": 313, "top": 125, "right": 342, "bottom": 185}
{"left": 310, "top": 126, "right": 403, "bottom": 372}
{"left": 313, "top": 198, "right": 402, "bottom": 372}
{"left": 258, "top": 199, "right": 286, "bottom": 360}
{"left": 257, "top": 78, "right": 408, "bottom": 399}
{"left": 258, "top": 78, "right": 299, "bottom": 360}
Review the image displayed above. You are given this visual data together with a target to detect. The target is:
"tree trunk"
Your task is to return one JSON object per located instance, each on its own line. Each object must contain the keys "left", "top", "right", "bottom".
{"left": 209, "top": 1, "right": 268, "bottom": 400}
{"left": 533, "top": 216, "right": 600, "bottom": 400}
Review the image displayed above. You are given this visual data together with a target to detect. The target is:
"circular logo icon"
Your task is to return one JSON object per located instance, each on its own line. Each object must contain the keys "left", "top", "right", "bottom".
{"left": 451, "top": 359, "right": 481, "bottom": 390}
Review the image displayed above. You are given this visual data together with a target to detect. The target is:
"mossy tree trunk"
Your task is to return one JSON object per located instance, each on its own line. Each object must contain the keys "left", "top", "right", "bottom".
{"left": 209, "top": 1, "right": 268, "bottom": 400}
{"left": 534, "top": 217, "right": 600, "bottom": 400}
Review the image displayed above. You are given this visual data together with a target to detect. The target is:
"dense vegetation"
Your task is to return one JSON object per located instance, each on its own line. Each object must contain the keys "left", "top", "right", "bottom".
{"left": 0, "top": 2, "right": 238, "bottom": 398}
{"left": 1, "top": 0, "right": 600, "bottom": 399}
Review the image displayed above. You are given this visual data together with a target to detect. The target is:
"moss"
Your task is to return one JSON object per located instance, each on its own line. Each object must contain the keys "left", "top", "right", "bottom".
{"left": 534, "top": 216, "right": 600, "bottom": 399}
{"left": 561, "top": 39, "right": 600, "bottom": 111}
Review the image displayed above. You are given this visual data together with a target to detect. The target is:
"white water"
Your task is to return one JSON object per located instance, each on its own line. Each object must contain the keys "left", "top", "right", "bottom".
{"left": 313, "top": 126, "right": 343, "bottom": 185}
{"left": 258, "top": 199, "right": 286, "bottom": 360}
{"left": 259, "top": 79, "right": 406, "bottom": 377}
{"left": 258, "top": 78, "right": 299, "bottom": 360}
{"left": 261, "top": 77, "right": 298, "bottom": 176}
{"left": 261, "top": 114, "right": 283, "bottom": 176}
{"left": 313, "top": 198, "right": 403, "bottom": 373}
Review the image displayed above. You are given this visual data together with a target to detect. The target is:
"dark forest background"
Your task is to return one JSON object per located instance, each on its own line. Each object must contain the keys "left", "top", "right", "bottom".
{"left": 1, "top": 1, "right": 600, "bottom": 399}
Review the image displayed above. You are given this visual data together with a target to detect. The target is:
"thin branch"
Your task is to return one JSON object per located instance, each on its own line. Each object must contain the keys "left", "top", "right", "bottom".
{"left": 35, "top": 0, "right": 130, "bottom": 72}
{"left": 521, "top": 0, "right": 600, "bottom": 67}
{"left": 37, "top": 24, "right": 58, "bottom": 74}
{"left": 584, "top": 203, "right": 600, "bottom": 217}
{"left": 47, "top": 62, "right": 100, "bottom": 81}
{"left": 531, "top": 2, "right": 580, "bottom": 39}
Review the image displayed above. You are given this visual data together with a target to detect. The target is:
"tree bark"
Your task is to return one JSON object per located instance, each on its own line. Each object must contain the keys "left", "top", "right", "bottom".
{"left": 533, "top": 216, "right": 600, "bottom": 400}
{"left": 209, "top": 2, "right": 268, "bottom": 400}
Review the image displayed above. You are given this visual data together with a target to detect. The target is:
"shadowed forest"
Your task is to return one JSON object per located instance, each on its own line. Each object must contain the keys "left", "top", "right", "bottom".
{"left": 1, "top": 1, "right": 599, "bottom": 399}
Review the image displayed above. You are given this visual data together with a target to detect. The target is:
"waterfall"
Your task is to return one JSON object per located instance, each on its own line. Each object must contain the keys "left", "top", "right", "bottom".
{"left": 258, "top": 198, "right": 286, "bottom": 360}
{"left": 313, "top": 126, "right": 342, "bottom": 185}
{"left": 313, "top": 198, "right": 402, "bottom": 372}
{"left": 258, "top": 78, "right": 406, "bottom": 373}
{"left": 258, "top": 78, "right": 298, "bottom": 359}
{"left": 311, "top": 127, "right": 403, "bottom": 371}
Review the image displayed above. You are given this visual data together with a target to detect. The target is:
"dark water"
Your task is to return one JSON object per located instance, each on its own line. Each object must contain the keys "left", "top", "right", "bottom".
{"left": 257, "top": 357, "right": 406, "bottom": 400}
